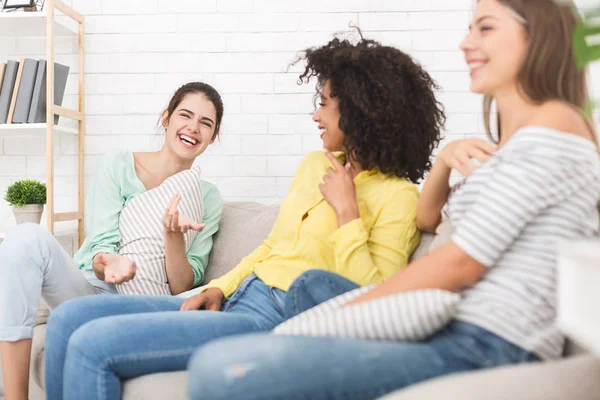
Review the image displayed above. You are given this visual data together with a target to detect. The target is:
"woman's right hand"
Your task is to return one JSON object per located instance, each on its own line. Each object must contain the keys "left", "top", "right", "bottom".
{"left": 180, "top": 288, "right": 224, "bottom": 311}
{"left": 438, "top": 138, "right": 496, "bottom": 176}
{"left": 93, "top": 253, "right": 137, "bottom": 284}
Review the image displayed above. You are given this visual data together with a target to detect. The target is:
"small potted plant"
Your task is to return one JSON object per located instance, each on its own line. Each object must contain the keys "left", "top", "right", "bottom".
{"left": 4, "top": 179, "right": 47, "bottom": 225}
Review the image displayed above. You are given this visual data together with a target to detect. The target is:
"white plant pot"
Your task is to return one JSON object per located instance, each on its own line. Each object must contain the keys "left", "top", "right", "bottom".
{"left": 12, "top": 204, "right": 44, "bottom": 225}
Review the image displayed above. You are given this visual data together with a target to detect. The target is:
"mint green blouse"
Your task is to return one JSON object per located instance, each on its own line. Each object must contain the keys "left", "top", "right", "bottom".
{"left": 73, "top": 151, "right": 223, "bottom": 288}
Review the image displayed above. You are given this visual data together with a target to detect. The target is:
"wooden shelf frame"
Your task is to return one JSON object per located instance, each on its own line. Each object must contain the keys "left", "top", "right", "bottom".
{"left": 1, "top": 1, "right": 86, "bottom": 246}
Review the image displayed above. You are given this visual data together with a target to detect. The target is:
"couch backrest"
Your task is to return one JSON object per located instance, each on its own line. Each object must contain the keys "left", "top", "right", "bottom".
{"left": 204, "top": 202, "right": 279, "bottom": 283}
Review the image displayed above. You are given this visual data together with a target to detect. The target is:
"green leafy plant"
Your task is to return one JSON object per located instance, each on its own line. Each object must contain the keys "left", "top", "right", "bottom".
{"left": 569, "top": 3, "right": 600, "bottom": 116}
{"left": 573, "top": 7, "right": 600, "bottom": 68}
{"left": 4, "top": 179, "right": 47, "bottom": 208}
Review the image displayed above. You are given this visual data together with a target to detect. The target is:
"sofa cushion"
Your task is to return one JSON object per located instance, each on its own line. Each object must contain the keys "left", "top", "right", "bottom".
{"left": 377, "top": 355, "right": 600, "bottom": 400}
{"left": 408, "top": 232, "right": 434, "bottom": 261}
{"left": 203, "top": 202, "right": 279, "bottom": 283}
{"left": 122, "top": 371, "right": 188, "bottom": 400}
{"left": 429, "top": 219, "right": 454, "bottom": 253}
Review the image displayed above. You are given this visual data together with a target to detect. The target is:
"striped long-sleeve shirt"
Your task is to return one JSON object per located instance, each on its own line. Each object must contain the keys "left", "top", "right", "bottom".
{"left": 445, "top": 126, "right": 600, "bottom": 360}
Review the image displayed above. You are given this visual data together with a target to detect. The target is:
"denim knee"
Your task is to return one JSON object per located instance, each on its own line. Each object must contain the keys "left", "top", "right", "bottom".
{"left": 285, "top": 270, "right": 357, "bottom": 318}
{"left": 47, "top": 297, "right": 97, "bottom": 340}
{"left": 286, "top": 270, "right": 337, "bottom": 300}
{"left": 187, "top": 335, "right": 272, "bottom": 400}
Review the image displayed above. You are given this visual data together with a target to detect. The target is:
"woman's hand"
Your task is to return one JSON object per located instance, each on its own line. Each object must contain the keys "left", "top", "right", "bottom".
{"left": 180, "top": 288, "right": 225, "bottom": 311}
{"left": 438, "top": 138, "right": 496, "bottom": 176}
{"left": 93, "top": 253, "right": 137, "bottom": 284}
{"left": 320, "top": 151, "right": 359, "bottom": 226}
{"left": 163, "top": 194, "right": 206, "bottom": 234}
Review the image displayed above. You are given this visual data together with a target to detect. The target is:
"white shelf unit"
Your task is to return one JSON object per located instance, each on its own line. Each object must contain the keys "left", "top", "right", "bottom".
{"left": 0, "top": 123, "right": 77, "bottom": 136}
{"left": 0, "top": 1, "right": 85, "bottom": 246}
{"left": 0, "top": 12, "right": 76, "bottom": 36}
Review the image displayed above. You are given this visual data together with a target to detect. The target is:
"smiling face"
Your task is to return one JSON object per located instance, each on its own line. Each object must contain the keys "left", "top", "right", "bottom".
{"left": 312, "top": 80, "right": 345, "bottom": 152}
{"left": 162, "top": 93, "right": 217, "bottom": 161}
{"left": 460, "top": 0, "right": 528, "bottom": 96}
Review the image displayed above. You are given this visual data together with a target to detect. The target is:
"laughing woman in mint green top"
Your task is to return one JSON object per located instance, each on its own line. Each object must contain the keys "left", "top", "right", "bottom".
{"left": 74, "top": 151, "right": 222, "bottom": 290}
{"left": 0, "top": 82, "right": 224, "bottom": 400}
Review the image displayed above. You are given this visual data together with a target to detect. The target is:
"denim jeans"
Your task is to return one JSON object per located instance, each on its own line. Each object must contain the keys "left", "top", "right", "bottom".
{"left": 45, "top": 274, "right": 286, "bottom": 400}
{"left": 187, "top": 270, "right": 540, "bottom": 400}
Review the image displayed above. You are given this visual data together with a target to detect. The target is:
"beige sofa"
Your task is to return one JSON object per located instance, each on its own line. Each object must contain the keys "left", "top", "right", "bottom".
{"left": 28, "top": 202, "right": 600, "bottom": 400}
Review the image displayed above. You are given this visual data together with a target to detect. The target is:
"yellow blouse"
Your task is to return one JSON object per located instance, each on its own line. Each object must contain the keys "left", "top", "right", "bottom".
{"left": 206, "top": 151, "right": 420, "bottom": 298}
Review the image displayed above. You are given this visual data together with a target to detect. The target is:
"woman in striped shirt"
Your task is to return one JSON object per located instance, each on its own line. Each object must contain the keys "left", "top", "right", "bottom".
{"left": 185, "top": 1, "right": 600, "bottom": 399}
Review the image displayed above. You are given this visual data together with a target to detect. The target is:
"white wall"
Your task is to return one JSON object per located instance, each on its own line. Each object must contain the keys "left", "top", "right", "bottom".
{"left": 0, "top": 0, "right": 598, "bottom": 231}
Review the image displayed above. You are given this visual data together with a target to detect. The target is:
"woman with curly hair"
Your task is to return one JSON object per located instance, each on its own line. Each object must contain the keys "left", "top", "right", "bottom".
{"left": 43, "top": 34, "right": 444, "bottom": 400}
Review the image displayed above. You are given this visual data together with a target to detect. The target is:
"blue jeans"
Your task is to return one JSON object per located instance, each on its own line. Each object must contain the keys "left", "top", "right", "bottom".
{"left": 187, "top": 271, "right": 540, "bottom": 400}
{"left": 45, "top": 274, "right": 286, "bottom": 400}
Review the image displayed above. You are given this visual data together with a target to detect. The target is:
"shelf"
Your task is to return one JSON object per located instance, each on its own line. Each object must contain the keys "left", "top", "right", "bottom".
{"left": 0, "top": 12, "right": 76, "bottom": 37}
{"left": 0, "top": 123, "right": 78, "bottom": 136}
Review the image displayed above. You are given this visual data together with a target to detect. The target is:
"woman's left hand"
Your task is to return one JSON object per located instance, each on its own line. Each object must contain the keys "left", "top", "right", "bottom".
{"left": 163, "top": 195, "right": 206, "bottom": 234}
{"left": 320, "top": 151, "right": 359, "bottom": 223}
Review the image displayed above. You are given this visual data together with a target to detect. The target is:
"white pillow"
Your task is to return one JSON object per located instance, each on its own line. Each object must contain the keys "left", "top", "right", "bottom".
{"left": 274, "top": 286, "right": 461, "bottom": 341}
{"left": 116, "top": 166, "right": 204, "bottom": 296}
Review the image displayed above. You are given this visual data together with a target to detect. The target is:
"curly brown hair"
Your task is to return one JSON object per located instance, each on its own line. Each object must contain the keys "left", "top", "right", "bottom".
{"left": 296, "top": 34, "right": 445, "bottom": 183}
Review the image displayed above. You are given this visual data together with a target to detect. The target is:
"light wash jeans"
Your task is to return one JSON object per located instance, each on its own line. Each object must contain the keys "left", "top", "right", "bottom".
{"left": 187, "top": 270, "right": 540, "bottom": 400}
{"left": 45, "top": 274, "right": 286, "bottom": 400}
{"left": 0, "top": 223, "right": 116, "bottom": 342}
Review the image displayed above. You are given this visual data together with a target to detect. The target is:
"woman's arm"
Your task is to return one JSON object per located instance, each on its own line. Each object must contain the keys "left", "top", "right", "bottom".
{"left": 161, "top": 194, "right": 207, "bottom": 295}
{"left": 164, "top": 184, "right": 223, "bottom": 294}
{"left": 182, "top": 183, "right": 224, "bottom": 288}
{"left": 416, "top": 159, "right": 452, "bottom": 232}
{"left": 81, "top": 153, "right": 127, "bottom": 280}
{"left": 347, "top": 242, "right": 485, "bottom": 305}
{"left": 417, "top": 139, "right": 496, "bottom": 233}
{"left": 164, "top": 232, "right": 195, "bottom": 295}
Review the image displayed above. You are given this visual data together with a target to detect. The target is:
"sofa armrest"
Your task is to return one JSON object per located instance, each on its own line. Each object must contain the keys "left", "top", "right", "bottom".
{"left": 378, "top": 355, "right": 600, "bottom": 400}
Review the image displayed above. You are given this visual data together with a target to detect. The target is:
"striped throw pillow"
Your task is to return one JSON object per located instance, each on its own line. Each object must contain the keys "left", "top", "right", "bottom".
{"left": 274, "top": 286, "right": 461, "bottom": 341}
{"left": 116, "top": 166, "right": 204, "bottom": 296}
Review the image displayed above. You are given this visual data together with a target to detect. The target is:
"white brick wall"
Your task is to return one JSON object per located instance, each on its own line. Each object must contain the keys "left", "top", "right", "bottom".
{"left": 0, "top": 0, "right": 597, "bottom": 230}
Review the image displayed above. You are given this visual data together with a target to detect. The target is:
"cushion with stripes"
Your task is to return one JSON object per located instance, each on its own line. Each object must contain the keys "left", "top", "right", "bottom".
{"left": 115, "top": 165, "right": 204, "bottom": 296}
{"left": 273, "top": 286, "right": 461, "bottom": 341}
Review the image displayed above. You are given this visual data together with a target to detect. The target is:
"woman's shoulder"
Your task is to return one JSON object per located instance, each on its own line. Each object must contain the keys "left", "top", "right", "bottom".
{"left": 527, "top": 101, "right": 595, "bottom": 142}
{"left": 200, "top": 180, "right": 221, "bottom": 200}
{"left": 300, "top": 150, "right": 335, "bottom": 166}
{"left": 371, "top": 174, "right": 419, "bottom": 203}
{"left": 199, "top": 180, "right": 223, "bottom": 215}
{"left": 292, "top": 151, "right": 339, "bottom": 176}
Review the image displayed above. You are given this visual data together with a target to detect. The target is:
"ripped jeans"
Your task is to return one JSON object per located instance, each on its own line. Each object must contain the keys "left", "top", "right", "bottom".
{"left": 44, "top": 274, "right": 286, "bottom": 400}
